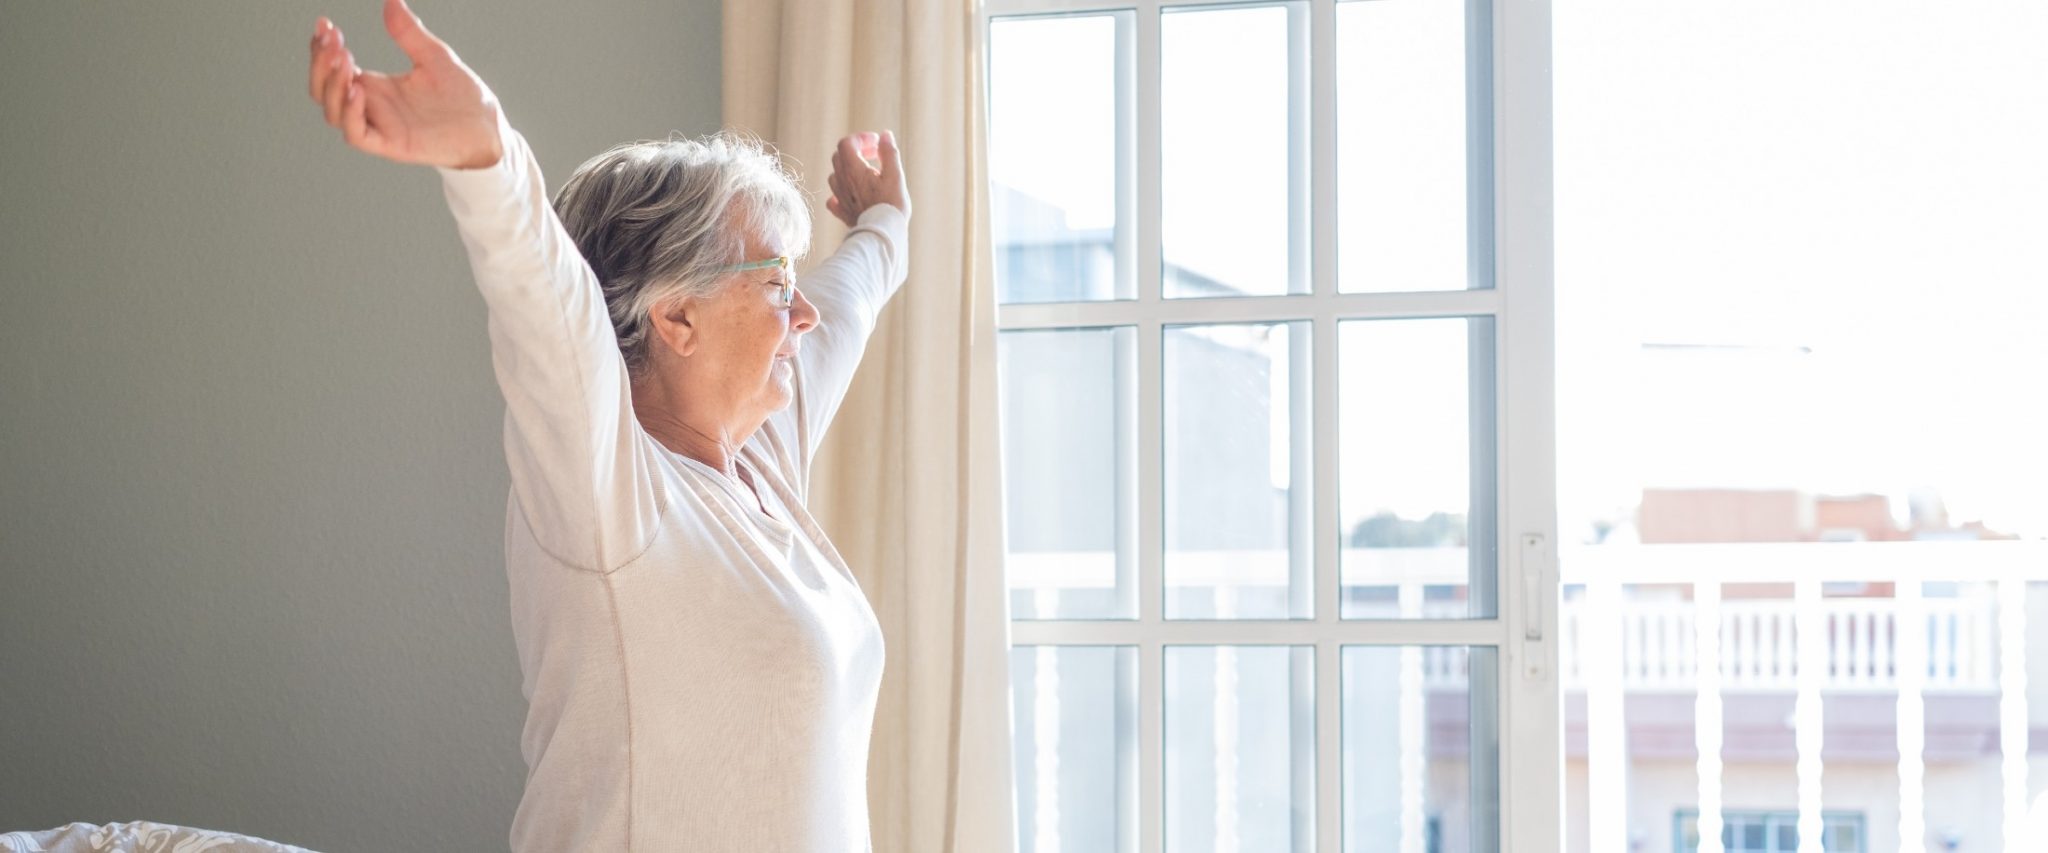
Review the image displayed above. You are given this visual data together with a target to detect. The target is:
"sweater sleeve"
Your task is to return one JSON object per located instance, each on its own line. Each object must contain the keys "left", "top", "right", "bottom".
{"left": 437, "top": 114, "right": 661, "bottom": 572}
{"left": 768, "top": 203, "right": 911, "bottom": 473}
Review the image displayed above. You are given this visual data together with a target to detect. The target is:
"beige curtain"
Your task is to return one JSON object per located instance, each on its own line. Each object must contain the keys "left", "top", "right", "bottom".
{"left": 722, "top": 2, "right": 1013, "bottom": 852}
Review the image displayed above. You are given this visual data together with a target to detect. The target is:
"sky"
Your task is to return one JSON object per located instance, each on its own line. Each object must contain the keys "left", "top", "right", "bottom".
{"left": 988, "top": 0, "right": 2048, "bottom": 540}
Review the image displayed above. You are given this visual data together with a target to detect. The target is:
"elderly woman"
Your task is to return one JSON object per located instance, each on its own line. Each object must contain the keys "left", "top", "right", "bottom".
{"left": 305, "top": 2, "right": 907, "bottom": 850}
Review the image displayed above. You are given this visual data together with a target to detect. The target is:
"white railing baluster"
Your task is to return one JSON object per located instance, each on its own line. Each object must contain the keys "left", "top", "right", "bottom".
{"left": 1776, "top": 605, "right": 1796, "bottom": 689}
{"left": 1944, "top": 609, "right": 1957, "bottom": 687}
{"left": 1921, "top": 610, "right": 1938, "bottom": 688}
{"left": 1936, "top": 608, "right": 1957, "bottom": 687}
{"left": 1745, "top": 610, "right": 1761, "bottom": 685}
{"left": 1695, "top": 581, "right": 1725, "bottom": 853}
{"left": 1679, "top": 604, "right": 1697, "bottom": 684}
{"left": 1656, "top": 606, "right": 1671, "bottom": 687}
{"left": 1974, "top": 589, "right": 1990, "bottom": 683}
{"left": 1874, "top": 601, "right": 1894, "bottom": 687}
{"left": 1585, "top": 578, "right": 1627, "bottom": 853}
{"left": 1723, "top": 607, "right": 1739, "bottom": 691}
{"left": 1852, "top": 607, "right": 1871, "bottom": 686}
{"left": 1654, "top": 605, "right": 1671, "bottom": 683}
{"left": 1212, "top": 587, "right": 1239, "bottom": 853}
{"left": 1032, "top": 592, "right": 1064, "bottom": 853}
{"left": 1747, "top": 609, "right": 1763, "bottom": 685}
{"left": 1639, "top": 608, "right": 1655, "bottom": 686}
{"left": 1722, "top": 610, "right": 1739, "bottom": 686}
{"left": 1649, "top": 609, "right": 1663, "bottom": 684}
{"left": 1398, "top": 583, "right": 1424, "bottom": 853}
{"left": 1972, "top": 590, "right": 1995, "bottom": 687}
{"left": 1761, "top": 605, "right": 1777, "bottom": 683}
{"left": 1563, "top": 598, "right": 1581, "bottom": 687}
{"left": 1620, "top": 607, "right": 1638, "bottom": 685}
{"left": 1796, "top": 579, "right": 1825, "bottom": 853}
{"left": 2000, "top": 578, "right": 2030, "bottom": 852}
{"left": 1830, "top": 605, "right": 1845, "bottom": 687}
{"left": 1897, "top": 580, "right": 1926, "bottom": 853}
{"left": 1642, "top": 608, "right": 1657, "bottom": 684}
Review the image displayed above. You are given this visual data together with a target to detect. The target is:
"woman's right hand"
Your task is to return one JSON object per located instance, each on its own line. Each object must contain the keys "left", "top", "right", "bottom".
{"left": 825, "top": 131, "right": 910, "bottom": 226}
{"left": 307, "top": 0, "right": 503, "bottom": 169}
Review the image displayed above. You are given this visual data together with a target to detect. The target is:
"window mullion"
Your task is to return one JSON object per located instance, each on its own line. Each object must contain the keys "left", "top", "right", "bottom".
{"left": 1134, "top": 3, "right": 1165, "bottom": 851}
{"left": 1138, "top": 635, "right": 1164, "bottom": 853}
{"left": 1011, "top": 619, "right": 1509, "bottom": 647}
{"left": 1307, "top": 0, "right": 1341, "bottom": 847}
{"left": 1496, "top": 0, "right": 1558, "bottom": 847}
{"left": 987, "top": 0, "right": 1257, "bottom": 16}
{"left": 1136, "top": 313, "right": 1163, "bottom": 631}
{"left": 1136, "top": 0, "right": 1163, "bottom": 311}
{"left": 996, "top": 288, "right": 1504, "bottom": 329}
{"left": 1310, "top": 0, "right": 1338, "bottom": 307}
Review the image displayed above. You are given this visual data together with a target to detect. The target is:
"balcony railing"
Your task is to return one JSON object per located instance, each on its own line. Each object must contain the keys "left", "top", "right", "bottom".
{"left": 1555, "top": 593, "right": 1998, "bottom": 693}
{"left": 1571, "top": 540, "right": 2048, "bottom": 853}
{"left": 1008, "top": 539, "right": 2048, "bottom": 852}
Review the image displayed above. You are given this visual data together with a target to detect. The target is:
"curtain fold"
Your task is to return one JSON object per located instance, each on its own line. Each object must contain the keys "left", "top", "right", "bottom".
{"left": 722, "top": 3, "right": 1014, "bottom": 851}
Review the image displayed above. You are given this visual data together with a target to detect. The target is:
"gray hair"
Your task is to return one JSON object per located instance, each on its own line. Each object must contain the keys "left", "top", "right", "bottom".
{"left": 552, "top": 131, "right": 812, "bottom": 376}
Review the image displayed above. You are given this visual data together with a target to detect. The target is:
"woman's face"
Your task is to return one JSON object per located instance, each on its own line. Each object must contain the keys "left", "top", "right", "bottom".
{"left": 689, "top": 228, "right": 820, "bottom": 423}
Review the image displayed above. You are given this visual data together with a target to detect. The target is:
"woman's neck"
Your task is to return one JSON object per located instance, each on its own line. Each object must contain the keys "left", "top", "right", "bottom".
{"left": 629, "top": 382, "right": 739, "bottom": 474}
{"left": 639, "top": 409, "right": 738, "bottom": 474}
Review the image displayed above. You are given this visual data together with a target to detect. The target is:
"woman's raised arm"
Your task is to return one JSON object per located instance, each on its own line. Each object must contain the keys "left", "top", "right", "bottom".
{"left": 306, "top": 0, "right": 660, "bottom": 572}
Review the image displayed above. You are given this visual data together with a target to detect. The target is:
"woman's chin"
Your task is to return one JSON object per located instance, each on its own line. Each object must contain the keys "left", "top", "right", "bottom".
{"left": 765, "top": 359, "right": 796, "bottom": 410}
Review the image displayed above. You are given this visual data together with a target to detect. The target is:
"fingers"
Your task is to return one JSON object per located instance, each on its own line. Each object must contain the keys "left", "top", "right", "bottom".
{"left": 835, "top": 133, "right": 884, "bottom": 175}
{"left": 828, "top": 169, "right": 855, "bottom": 212}
{"left": 307, "top": 20, "right": 361, "bottom": 129}
{"left": 306, "top": 19, "right": 331, "bottom": 100}
{"left": 343, "top": 81, "right": 394, "bottom": 160}
{"left": 835, "top": 135, "right": 868, "bottom": 177}
{"left": 322, "top": 49, "right": 359, "bottom": 128}
{"left": 825, "top": 130, "right": 907, "bottom": 220}
{"left": 384, "top": 0, "right": 451, "bottom": 66}
{"left": 308, "top": 22, "right": 344, "bottom": 106}
{"left": 341, "top": 78, "right": 367, "bottom": 146}
{"left": 877, "top": 130, "right": 902, "bottom": 183}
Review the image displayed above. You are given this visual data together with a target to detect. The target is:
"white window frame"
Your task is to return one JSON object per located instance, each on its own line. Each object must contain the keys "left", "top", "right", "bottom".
{"left": 983, "top": 0, "right": 1557, "bottom": 850}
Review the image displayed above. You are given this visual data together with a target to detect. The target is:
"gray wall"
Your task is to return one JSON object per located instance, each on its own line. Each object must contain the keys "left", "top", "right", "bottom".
{"left": 0, "top": 3, "right": 720, "bottom": 850}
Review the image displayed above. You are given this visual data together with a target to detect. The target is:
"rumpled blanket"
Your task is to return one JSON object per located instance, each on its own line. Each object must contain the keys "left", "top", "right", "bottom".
{"left": 0, "top": 822, "right": 316, "bottom": 853}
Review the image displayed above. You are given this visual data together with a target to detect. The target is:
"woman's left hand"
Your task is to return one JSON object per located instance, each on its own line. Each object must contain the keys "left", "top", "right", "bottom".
{"left": 307, "top": 0, "right": 503, "bottom": 169}
{"left": 824, "top": 131, "right": 910, "bottom": 227}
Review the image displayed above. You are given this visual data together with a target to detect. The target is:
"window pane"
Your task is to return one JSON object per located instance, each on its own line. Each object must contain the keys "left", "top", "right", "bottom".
{"left": 1337, "top": 0, "right": 1481, "bottom": 294}
{"left": 1165, "top": 646, "right": 1314, "bottom": 853}
{"left": 990, "top": 14, "right": 1130, "bottom": 304}
{"left": 1002, "top": 328, "right": 1136, "bottom": 620}
{"left": 1559, "top": 6, "right": 2048, "bottom": 843}
{"left": 1165, "top": 323, "right": 1311, "bottom": 620}
{"left": 1162, "top": 3, "right": 1307, "bottom": 299}
{"left": 1012, "top": 646, "right": 1137, "bottom": 853}
{"left": 1339, "top": 317, "right": 1496, "bottom": 619}
{"left": 1342, "top": 646, "right": 1499, "bottom": 853}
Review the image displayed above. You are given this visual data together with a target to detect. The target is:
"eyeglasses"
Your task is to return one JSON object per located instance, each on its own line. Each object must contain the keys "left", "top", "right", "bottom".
{"left": 718, "top": 255, "right": 797, "bottom": 309}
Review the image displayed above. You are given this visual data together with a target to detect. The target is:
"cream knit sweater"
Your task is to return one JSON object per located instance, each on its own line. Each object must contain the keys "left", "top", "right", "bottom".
{"left": 438, "top": 116, "right": 902, "bottom": 852}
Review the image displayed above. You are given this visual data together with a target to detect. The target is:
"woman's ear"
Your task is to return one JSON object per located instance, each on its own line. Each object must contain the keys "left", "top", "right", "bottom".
{"left": 648, "top": 298, "right": 699, "bottom": 359}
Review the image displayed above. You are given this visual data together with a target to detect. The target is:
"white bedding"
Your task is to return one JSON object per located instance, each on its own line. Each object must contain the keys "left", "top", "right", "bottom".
{"left": 0, "top": 822, "right": 315, "bottom": 852}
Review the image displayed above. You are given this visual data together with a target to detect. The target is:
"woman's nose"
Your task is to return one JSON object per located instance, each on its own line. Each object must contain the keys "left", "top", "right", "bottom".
{"left": 789, "top": 287, "right": 821, "bottom": 334}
